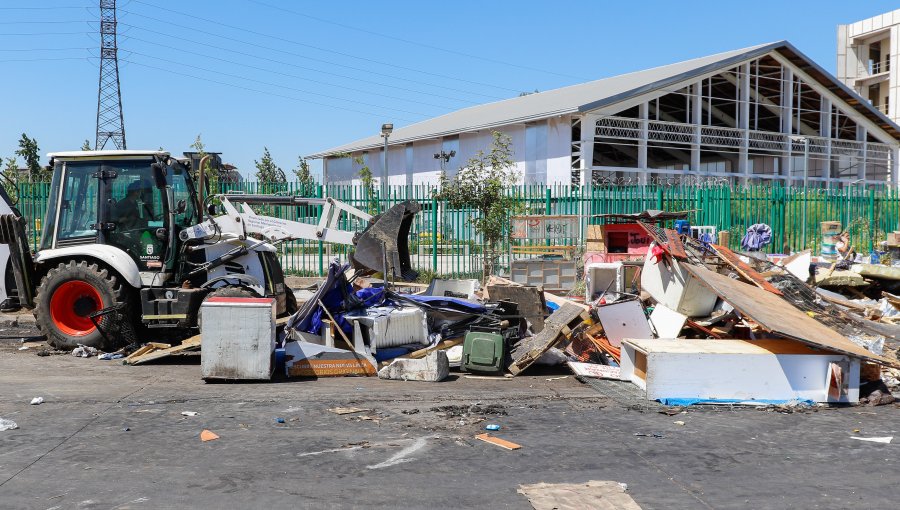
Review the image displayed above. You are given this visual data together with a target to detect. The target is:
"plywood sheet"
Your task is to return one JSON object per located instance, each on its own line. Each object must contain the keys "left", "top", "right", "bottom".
{"left": 708, "top": 244, "right": 782, "bottom": 295}
{"left": 682, "top": 264, "right": 899, "bottom": 367}
{"left": 596, "top": 300, "right": 652, "bottom": 347}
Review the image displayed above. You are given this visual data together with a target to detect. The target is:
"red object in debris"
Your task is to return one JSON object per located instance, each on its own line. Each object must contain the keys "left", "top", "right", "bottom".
{"left": 650, "top": 244, "right": 666, "bottom": 264}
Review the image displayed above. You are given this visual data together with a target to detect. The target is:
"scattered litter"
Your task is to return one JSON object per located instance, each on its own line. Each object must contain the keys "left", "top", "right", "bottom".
{"left": 71, "top": 345, "right": 99, "bottom": 358}
{"left": 122, "top": 427, "right": 130, "bottom": 432}
{"left": 200, "top": 430, "right": 219, "bottom": 442}
{"left": 98, "top": 352, "right": 125, "bottom": 360}
{"left": 17, "top": 346, "right": 28, "bottom": 351}
{"left": 401, "top": 409, "right": 420, "bottom": 415}
{"left": 673, "top": 420, "right": 685, "bottom": 426}
{"left": 328, "top": 407, "right": 371, "bottom": 415}
{"left": 366, "top": 436, "right": 429, "bottom": 469}
{"left": 30, "top": 397, "right": 43, "bottom": 405}
{"left": 485, "top": 424, "right": 501, "bottom": 431}
{"left": 546, "top": 376, "right": 569, "bottom": 381}
{"left": 0, "top": 418, "right": 18, "bottom": 431}
{"left": 464, "top": 375, "right": 512, "bottom": 380}
{"left": 181, "top": 411, "right": 199, "bottom": 417}
{"left": 275, "top": 417, "right": 285, "bottom": 424}
{"left": 475, "top": 433, "right": 521, "bottom": 450}
{"left": 850, "top": 436, "right": 893, "bottom": 444}
{"left": 634, "top": 432, "right": 664, "bottom": 438}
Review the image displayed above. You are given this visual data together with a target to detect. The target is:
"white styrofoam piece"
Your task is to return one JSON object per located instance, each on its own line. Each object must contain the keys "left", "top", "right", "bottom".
{"left": 619, "top": 339, "right": 860, "bottom": 403}
{"left": 640, "top": 248, "right": 717, "bottom": 317}
{"left": 649, "top": 304, "right": 688, "bottom": 338}
{"left": 427, "top": 278, "right": 479, "bottom": 300}
{"left": 596, "top": 299, "right": 653, "bottom": 347}
{"left": 200, "top": 298, "right": 275, "bottom": 380}
{"left": 585, "top": 262, "right": 625, "bottom": 301}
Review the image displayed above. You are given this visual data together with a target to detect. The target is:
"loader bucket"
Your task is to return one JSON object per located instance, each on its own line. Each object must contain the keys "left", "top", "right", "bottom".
{"left": 350, "top": 200, "right": 422, "bottom": 281}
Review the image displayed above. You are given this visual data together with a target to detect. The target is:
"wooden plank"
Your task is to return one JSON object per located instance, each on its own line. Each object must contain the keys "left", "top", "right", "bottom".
{"left": 404, "top": 337, "right": 464, "bottom": 359}
{"left": 682, "top": 264, "right": 899, "bottom": 368}
{"left": 474, "top": 433, "right": 521, "bottom": 450}
{"left": 123, "top": 344, "right": 154, "bottom": 363}
{"left": 663, "top": 228, "right": 688, "bottom": 259}
{"left": 126, "top": 335, "right": 201, "bottom": 365}
{"left": 148, "top": 342, "right": 172, "bottom": 349}
{"left": 509, "top": 303, "right": 589, "bottom": 375}
{"left": 708, "top": 243, "right": 783, "bottom": 295}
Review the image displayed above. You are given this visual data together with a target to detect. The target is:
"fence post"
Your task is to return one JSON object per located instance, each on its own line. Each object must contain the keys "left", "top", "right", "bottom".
{"left": 545, "top": 187, "right": 552, "bottom": 247}
{"left": 431, "top": 196, "right": 438, "bottom": 274}
{"left": 656, "top": 187, "right": 664, "bottom": 211}
{"left": 869, "top": 187, "right": 876, "bottom": 253}
{"left": 317, "top": 183, "right": 324, "bottom": 276}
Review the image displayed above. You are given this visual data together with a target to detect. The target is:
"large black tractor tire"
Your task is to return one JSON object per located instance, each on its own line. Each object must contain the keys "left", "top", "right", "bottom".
{"left": 34, "top": 260, "right": 130, "bottom": 351}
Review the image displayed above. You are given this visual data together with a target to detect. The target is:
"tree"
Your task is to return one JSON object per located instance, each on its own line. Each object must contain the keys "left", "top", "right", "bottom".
{"left": 81, "top": 139, "right": 91, "bottom": 151}
{"left": 293, "top": 156, "right": 317, "bottom": 196}
{"left": 1, "top": 157, "right": 18, "bottom": 203}
{"left": 254, "top": 147, "right": 286, "bottom": 188}
{"left": 253, "top": 147, "right": 287, "bottom": 195}
{"left": 16, "top": 133, "right": 47, "bottom": 182}
{"left": 435, "top": 130, "right": 521, "bottom": 279}
{"left": 354, "top": 156, "right": 379, "bottom": 215}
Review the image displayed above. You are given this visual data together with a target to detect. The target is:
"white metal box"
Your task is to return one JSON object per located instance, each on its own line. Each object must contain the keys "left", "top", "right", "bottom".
{"left": 200, "top": 297, "right": 276, "bottom": 380}
{"left": 640, "top": 248, "right": 717, "bottom": 317}
{"left": 620, "top": 338, "right": 860, "bottom": 404}
{"left": 346, "top": 306, "right": 429, "bottom": 349}
{"left": 585, "top": 262, "right": 625, "bottom": 301}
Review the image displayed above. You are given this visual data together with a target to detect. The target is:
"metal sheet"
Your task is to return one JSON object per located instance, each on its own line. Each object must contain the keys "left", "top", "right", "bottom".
{"left": 682, "top": 264, "right": 899, "bottom": 367}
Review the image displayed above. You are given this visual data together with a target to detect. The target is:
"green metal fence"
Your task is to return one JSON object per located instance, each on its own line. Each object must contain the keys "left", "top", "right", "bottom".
{"left": 15, "top": 181, "right": 900, "bottom": 277}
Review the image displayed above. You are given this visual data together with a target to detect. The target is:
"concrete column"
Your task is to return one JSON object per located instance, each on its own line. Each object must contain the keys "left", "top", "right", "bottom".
{"left": 782, "top": 66, "right": 794, "bottom": 184}
{"left": 691, "top": 81, "right": 702, "bottom": 173}
{"left": 322, "top": 157, "right": 330, "bottom": 185}
{"left": 579, "top": 114, "right": 597, "bottom": 187}
{"left": 892, "top": 146, "right": 899, "bottom": 188}
{"left": 857, "top": 125, "right": 868, "bottom": 181}
{"left": 890, "top": 26, "right": 900, "bottom": 124}
{"left": 739, "top": 62, "right": 751, "bottom": 185}
{"left": 822, "top": 97, "right": 833, "bottom": 188}
{"left": 638, "top": 102, "right": 648, "bottom": 184}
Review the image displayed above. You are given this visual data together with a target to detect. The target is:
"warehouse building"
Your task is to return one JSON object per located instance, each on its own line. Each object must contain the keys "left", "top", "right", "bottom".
{"left": 308, "top": 41, "right": 900, "bottom": 188}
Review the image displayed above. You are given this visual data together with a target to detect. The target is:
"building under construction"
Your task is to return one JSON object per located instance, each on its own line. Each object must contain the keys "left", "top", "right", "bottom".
{"left": 310, "top": 41, "right": 900, "bottom": 189}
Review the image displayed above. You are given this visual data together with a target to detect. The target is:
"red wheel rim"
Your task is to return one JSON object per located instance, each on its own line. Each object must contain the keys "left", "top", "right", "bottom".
{"left": 49, "top": 281, "right": 103, "bottom": 337}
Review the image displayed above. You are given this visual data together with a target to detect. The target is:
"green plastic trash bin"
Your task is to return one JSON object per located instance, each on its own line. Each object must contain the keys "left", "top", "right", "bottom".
{"left": 462, "top": 331, "right": 505, "bottom": 374}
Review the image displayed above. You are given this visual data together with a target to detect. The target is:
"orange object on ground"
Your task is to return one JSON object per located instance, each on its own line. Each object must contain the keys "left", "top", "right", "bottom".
{"left": 200, "top": 430, "right": 219, "bottom": 442}
{"left": 475, "top": 433, "right": 522, "bottom": 450}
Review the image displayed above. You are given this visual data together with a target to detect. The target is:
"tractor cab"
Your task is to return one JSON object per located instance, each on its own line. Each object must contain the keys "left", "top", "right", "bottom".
{"left": 42, "top": 151, "right": 200, "bottom": 277}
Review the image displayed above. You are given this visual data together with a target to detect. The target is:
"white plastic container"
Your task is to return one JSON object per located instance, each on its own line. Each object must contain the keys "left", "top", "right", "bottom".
{"left": 200, "top": 297, "right": 276, "bottom": 380}
{"left": 640, "top": 247, "right": 717, "bottom": 317}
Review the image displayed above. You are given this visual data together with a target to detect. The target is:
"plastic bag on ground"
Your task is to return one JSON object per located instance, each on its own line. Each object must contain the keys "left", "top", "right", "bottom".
{"left": 0, "top": 418, "right": 18, "bottom": 431}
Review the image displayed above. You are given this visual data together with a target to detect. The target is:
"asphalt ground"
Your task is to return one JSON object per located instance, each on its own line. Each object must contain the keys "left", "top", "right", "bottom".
{"left": 1, "top": 315, "right": 899, "bottom": 510}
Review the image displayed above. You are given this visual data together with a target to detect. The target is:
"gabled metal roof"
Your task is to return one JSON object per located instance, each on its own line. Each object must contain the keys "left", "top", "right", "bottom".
{"left": 48, "top": 150, "right": 168, "bottom": 159}
{"left": 308, "top": 41, "right": 900, "bottom": 159}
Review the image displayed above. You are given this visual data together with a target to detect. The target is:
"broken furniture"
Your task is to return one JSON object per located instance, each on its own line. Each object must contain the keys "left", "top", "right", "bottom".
{"left": 200, "top": 296, "right": 276, "bottom": 381}
{"left": 508, "top": 302, "right": 591, "bottom": 375}
{"left": 595, "top": 299, "right": 653, "bottom": 347}
{"left": 640, "top": 246, "right": 717, "bottom": 317}
{"left": 424, "top": 278, "right": 479, "bottom": 300}
{"left": 510, "top": 258, "right": 578, "bottom": 294}
{"left": 620, "top": 338, "right": 860, "bottom": 403}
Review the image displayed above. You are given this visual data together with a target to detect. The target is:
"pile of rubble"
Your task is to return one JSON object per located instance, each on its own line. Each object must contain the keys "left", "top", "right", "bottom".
{"left": 105, "top": 214, "right": 899, "bottom": 410}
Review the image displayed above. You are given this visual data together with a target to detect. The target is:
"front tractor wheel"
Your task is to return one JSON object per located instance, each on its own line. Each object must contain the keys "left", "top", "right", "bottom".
{"left": 34, "top": 260, "right": 129, "bottom": 351}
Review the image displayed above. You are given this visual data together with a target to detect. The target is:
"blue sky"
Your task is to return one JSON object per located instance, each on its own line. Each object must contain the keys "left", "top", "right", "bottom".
{"left": 1, "top": 0, "right": 898, "bottom": 180}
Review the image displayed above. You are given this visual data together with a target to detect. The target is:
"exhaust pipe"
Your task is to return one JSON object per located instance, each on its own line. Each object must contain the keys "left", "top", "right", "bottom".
{"left": 349, "top": 200, "right": 421, "bottom": 281}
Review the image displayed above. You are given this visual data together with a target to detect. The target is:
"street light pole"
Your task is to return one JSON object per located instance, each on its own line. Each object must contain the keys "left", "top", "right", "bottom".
{"left": 381, "top": 123, "right": 393, "bottom": 213}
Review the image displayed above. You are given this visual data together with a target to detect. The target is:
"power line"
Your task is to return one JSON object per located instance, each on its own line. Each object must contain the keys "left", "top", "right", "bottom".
{"left": 122, "top": 33, "right": 477, "bottom": 109}
{"left": 0, "top": 31, "right": 93, "bottom": 36}
{"left": 0, "top": 56, "right": 91, "bottom": 63}
{"left": 246, "top": 0, "right": 589, "bottom": 81}
{"left": 0, "top": 47, "right": 90, "bottom": 51}
{"left": 125, "top": 50, "right": 430, "bottom": 117}
{"left": 126, "top": 0, "right": 523, "bottom": 94}
{"left": 117, "top": 20, "right": 504, "bottom": 101}
{"left": 0, "top": 6, "right": 88, "bottom": 9}
{"left": 118, "top": 58, "right": 419, "bottom": 123}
